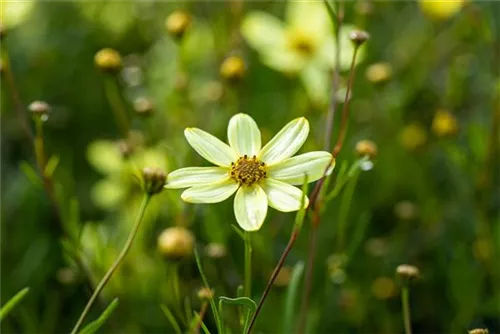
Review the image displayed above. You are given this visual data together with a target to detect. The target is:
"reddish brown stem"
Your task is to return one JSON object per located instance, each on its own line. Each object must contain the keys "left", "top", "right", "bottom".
{"left": 245, "top": 229, "right": 299, "bottom": 334}
{"left": 193, "top": 302, "right": 208, "bottom": 334}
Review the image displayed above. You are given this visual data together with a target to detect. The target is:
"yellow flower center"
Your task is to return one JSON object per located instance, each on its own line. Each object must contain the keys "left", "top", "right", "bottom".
{"left": 230, "top": 155, "right": 266, "bottom": 186}
{"left": 286, "top": 29, "right": 316, "bottom": 56}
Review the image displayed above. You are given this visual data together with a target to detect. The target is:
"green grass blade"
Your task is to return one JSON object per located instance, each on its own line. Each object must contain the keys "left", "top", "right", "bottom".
{"left": 160, "top": 304, "right": 182, "bottom": 334}
{"left": 283, "top": 262, "right": 305, "bottom": 334}
{"left": 78, "top": 298, "right": 119, "bottom": 334}
{"left": 0, "top": 287, "right": 30, "bottom": 321}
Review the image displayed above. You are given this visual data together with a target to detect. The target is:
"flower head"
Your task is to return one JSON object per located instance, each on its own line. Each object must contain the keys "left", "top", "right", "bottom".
{"left": 166, "top": 114, "right": 334, "bottom": 231}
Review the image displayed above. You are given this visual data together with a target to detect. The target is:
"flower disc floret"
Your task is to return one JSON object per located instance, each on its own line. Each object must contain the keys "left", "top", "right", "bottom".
{"left": 230, "top": 155, "right": 266, "bottom": 186}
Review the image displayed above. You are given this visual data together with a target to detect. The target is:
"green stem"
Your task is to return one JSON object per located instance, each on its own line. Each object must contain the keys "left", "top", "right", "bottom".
{"left": 401, "top": 286, "right": 412, "bottom": 334}
{"left": 104, "top": 76, "right": 130, "bottom": 137}
{"left": 70, "top": 194, "right": 151, "bottom": 334}
{"left": 244, "top": 231, "right": 252, "bottom": 298}
{"left": 336, "top": 171, "right": 360, "bottom": 250}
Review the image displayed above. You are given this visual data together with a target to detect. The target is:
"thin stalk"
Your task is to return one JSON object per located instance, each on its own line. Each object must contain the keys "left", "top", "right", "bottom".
{"left": 244, "top": 231, "right": 252, "bottom": 298}
{"left": 246, "top": 229, "right": 299, "bottom": 334}
{"left": 192, "top": 302, "right": 208, "bottom": 334}
{"left": 70, "top": 194, "right": 151, "bottom": 334}
{"left": 1, "top": 46, "right": 33, "bottom": 141}
{"left": 104, "top": 76, "right": 130, "bottom": 138}
{"left": 401, "top": 286, "right": 412, "bottom": 334}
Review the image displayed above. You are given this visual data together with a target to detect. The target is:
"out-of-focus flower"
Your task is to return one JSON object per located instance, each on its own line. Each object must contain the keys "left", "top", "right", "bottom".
{"left": 241, "top": 2, "right": 363, "bottom": 105}
{"left": 197, "top": 287, "right": 214, "bottom": 301}
{"left": 418, "top": 0, "right": 466, "bottom": 21}
{"left": 28, "top": 100, "right": 51, "bottom": 119}
{"left": 399, "top": 123, "right": 428, "bottom": 151}
{"left": 94, "top": 48, "right": 122, "bottom": 73}
{"left": 205, "top": 243, "right": 227, "bottom": 259}
{"left": 364, "top": 238, "right": 389, "bottom": 257}
{"left": 133, "top": 97, "right": 154, "bottom": 117}
{"left": 432, "top": 109, "right": 459, "bottom": 137}
{"left": 157, "top": 226, "right": 194, "bottom": 260}
{"left": 220, "top": 55, "right": 246, "bottom": 82}
{"left": 165, "top": 113, "right": 334, "bottom": 231}
{"left": 365, "top": 62, "right": 392, "bottom": 83}
{"left": 469, "top": 329, "right": 489, "bottom": 334}
{"left": 166, "top": 10, "right": 191, "bottom": 41}
{"left": 371, "top": 276, "right": 396, "bottom": 299}
{"left": 396, "top": 264, "right": 420, "bottom": 280}
{"left": 355, "top": 139, "right": 378, "bottom": 159}
{"left": 142, "top": 167, "right": 167, "bottom": 195}
{"left": 393, "top": 200, "right": 419, "bottom": 220}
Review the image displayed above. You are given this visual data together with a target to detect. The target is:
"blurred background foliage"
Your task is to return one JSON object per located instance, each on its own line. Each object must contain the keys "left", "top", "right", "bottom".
{"left": 1, "top": 0, "right": 499, "bottom": 333}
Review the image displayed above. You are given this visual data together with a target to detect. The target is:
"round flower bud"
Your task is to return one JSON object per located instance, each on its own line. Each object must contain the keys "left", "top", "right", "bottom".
{"left": 197, "top": 287, "right": 214, "bottom": 301}
{"left": 94, "top": 48, "right": 122, "bottom": 73}
{"left": 220, "top": 56, "right": 246, "bottom": 82}
{"left": 355, "top": 139, "right": 378, "bottom": 159}
{"left": 157, "top": 226, "right": 195, "bottom": 260}
{"left": 133, "top": 97, "right": 154, "bottom": 117}
{"left": 28, "top": 100, "right": 51, "bottom": 121}
{"left": 365, "top": 62, "right": 392, "bottom": 83}
{"left": 205, "top": 243, "right": 227, "bottom": 259}
{"left": 469, "top": 329, "right": 489, "bottom": 334}
{"left": 142, "top": 167, "right": 166, "bottom": 195}
{"left": 432, "top": 109, "right": 459, "bottom": 137}
{"left": 396, "top": 264, "right": 420, "bottom": 280}
{"left": 165, "top": 10, "right": 191, "bottom": 41}
{"left": 349, "top": 30, "right": 370, "bottom": 46}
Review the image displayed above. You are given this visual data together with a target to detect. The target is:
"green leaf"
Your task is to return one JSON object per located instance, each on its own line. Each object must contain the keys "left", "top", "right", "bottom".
{"left": 44, "top": 155, "right": 60, "bottom": 177}
{"left": 19, "top": 161, "right": 42, "bottom": 187}
{"left": 0, "top": 287, "right": 30, "bottom": 321}
{"left": 78, "top": 298, "right": 119, "bottom": 334}
{"left": 160, "top": 304, "right": 182, "bottom": 334}
{"left": 283, "top": 262, "right": 305, "bottom": 334}
{"left": 231, "top": 224, "right": 245, "bottom": 240}
{"left": 218, "top": 296, "right": 257, "bottom": 334}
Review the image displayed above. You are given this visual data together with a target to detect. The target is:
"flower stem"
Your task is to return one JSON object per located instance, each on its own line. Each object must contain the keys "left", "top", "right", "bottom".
{"left": 401, "top": 285, "right": 412, "bottom": 334}
{"left": 246, "top": 229, "right": 299, "bottom": 334}
{"left": 70, "top": 194, "right": 151, "bottom": 334}
{"left": 244, "top": 231, "right": 252, "bottom": 298}
{"left": 104, "top": 76, "right": 130, "bottom": 138}
{"left": 192, "top": 302, "right": 208, "bottom": 334}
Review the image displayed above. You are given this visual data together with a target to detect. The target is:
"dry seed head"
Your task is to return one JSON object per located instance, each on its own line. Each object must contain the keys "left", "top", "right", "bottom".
{"left": 157, "top": 226, "right": 195, "bottom": 260}
{"left": 197, "top": 287, "right": 214, "bottom": 301}
{"left": 28, "top": 101, "right": 51, "bottom": 119}
{"left": 166, "top": 10, "right": 191, "bottom": 40}
{"left": 220, "top": 56, "right": 246, "bottom": 82}
{"left": 349, "top": 30, "right": 370, "bottom": 46}
{"left": 355, "top": 140, "right": 378, "bottom": 159}
{"left": 142, "top": 167, "right": 167, "bottom": 195}
{"left": 133, "top": 97, "right": 154, "bottom": 116}
{"left": 396, "top": 264, "right": 420, "bottom": 280}
{"left": 94, "top": 48, "right": 122, "bottom": 73}
{"left": 469, "top": 329, "right": 489, "bottom": 334}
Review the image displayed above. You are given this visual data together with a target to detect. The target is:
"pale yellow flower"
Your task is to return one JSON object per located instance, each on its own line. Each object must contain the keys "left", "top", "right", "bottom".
{"left": 165, "top": 114, "right": 334, "bottom": 231}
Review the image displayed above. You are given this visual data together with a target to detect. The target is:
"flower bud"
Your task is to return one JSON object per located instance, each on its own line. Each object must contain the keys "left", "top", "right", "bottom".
{"left": 349, "top": 30, "right": 370, "bottom": 46}
{"left": 165, "top": 10, "right": 191, "bottom": 41}
{"left": 197, "top": 287, "right": 214, "bottom": 301}
{"left": 133, "top": 97, "right": 154, "bottom": 117}
{"left": 432, "top": 109, "right": 459, "bottom": 137}
{"left": 365, "top": 62, "right": 392, "bottom": 83}
{"left": 220, "top": 56, "right": 246, "bottom": 82}
{"left": 355, "top": 139, "right": 378, "bottom": 159}
{"left": 142, "top": 167, "right": 166, "bottom": 195}
{"left": 157, "top": 226, "right": 195, "bottom": 260}
{"left": 205, "top": 243, "right": 227, "bottom": 259}
{"left": 396, "top": 264, "right": 420, "bottom": 280}
{"left": 94, "top": 48, "right": 122, "bottom": 73}
{"left": 469, "top": 329, "right": 489, "bottom": 334}
{"left": 28, "top": 100, "right": 51, "bottom": 121}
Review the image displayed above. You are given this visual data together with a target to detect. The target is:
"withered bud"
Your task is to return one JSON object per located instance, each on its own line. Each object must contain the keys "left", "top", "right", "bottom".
{"left": 349, "top": 30, "right": 370, "bottom": 46}
{"left": 220, "top": 56, "right": 246, "bottom": 82}
{"left": 396, "top": 264, "right": 420, "bottom": 280}
{"left": 197, "top": 287, "right": 214, "bottom": 301}
{"left": 469, "top": 329, "right": 489, "bottom": 334}
{"left": 133, "top": 97, "right": 154, "bottom": 116}
{"left": 165, "top": 10, "right": 191, "bottom": 41}
{"left": 28, "top": 101, "right": 51, "bottom": 120}
{"left": 142, "top": 167, "right": 166, "bottom": 195}
{"left": 205, "top": 243, "right": 227, "bottom": 259}
{"left": 94, "top": 48, "right": 122, "bottom": 73}
{"left": 157, "top": 226, "right": 195, "bottom": 260}
{"left": 355, "top": 139, "right": 378, "bottom": 159}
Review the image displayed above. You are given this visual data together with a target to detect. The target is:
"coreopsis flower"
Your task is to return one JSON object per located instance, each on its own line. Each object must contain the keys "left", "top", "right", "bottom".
{"left": 241, "top": 2, "right": 361, "bottom": 106}
{"left": 165, "top": 114, "right": 334, "bottom": 231}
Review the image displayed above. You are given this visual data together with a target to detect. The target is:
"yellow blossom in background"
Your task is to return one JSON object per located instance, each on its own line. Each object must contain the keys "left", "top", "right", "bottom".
{"left": 400, "top": 123, "right": 428, "bottom": 150}
{"left": 371, "top": 276, "right": 396, "bottom": 300}
{"left": 365, "top": 62, "right": 392, "bottom": 83}
{"left": 418, "top": 0, "right": 466, "bottom": 21}
{"left": 241, "top": 1, "right": 363, "bottom": 106}
{"left": 432, "top": 109, "right": 459, "bottom": 137}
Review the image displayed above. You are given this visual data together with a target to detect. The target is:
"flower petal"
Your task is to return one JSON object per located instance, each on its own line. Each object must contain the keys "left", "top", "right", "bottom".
{"left": 241, "top": 12, "right": 287, "bottom": 52}
{"left": 181, "top": 178, "right": 238, "bottom": 203}
{"left": 165, "top": 167, "right": 229, "bottom": 189}
{"left": 234, "top": 185, "right": 268, "bottom": 231}
{"left": 227, "top": 113, "right": 262, "bottom": 157}
{"left": 286, "top": 1, "right": 332, "bottom": 39}
{"left": 300, "top": 63, "right": 330, "bottom": 106}
{"left": 258, "top": 117, "right": 310, "bottom": 165}
{"left": 261, "top": 178, "right": 309, "bottom": 212}
{"left": 267, "top": 151, "right": 334, "bottom": 185}
{"left": 185, "top": 128, "right": 237, "bottom": 167}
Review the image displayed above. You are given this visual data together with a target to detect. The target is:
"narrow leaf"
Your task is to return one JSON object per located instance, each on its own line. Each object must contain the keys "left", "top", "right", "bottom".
{"left": 79, "top": 298, "right": 119, "bottom": 334}
{"left": 193, "top": 311, "right": 211, "bottom": 334}
{"left": 44, "top": 155, "right": 60, "bottom": 177}
{"left": 160, "top": 304, "right": 182, "bottom": 334}
{"left": 20, "top": 162, "right": 42, "bottom": 187}
{"left": 0, "top": 287, "right": 30, "bottom": 321}
{"left": 219, "top": 296, "right": 257, "bottom": 334}
{"left": 283, "top": 262, "right": 305, "bottom": 334}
